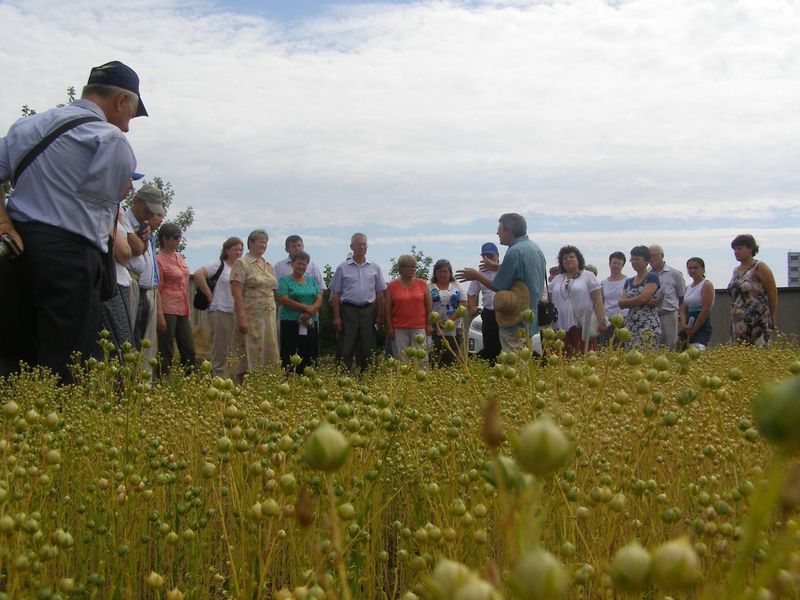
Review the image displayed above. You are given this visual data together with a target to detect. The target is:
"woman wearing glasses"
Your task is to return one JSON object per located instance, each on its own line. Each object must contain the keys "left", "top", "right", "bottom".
{"left": 548, "top": 245, "right": 607, "bottom": 355}
{"left": 156, "top": 223, "right": 196, "bottom": 375}
{"left": 619, "top": 245, "right": 663, "bottom": 350}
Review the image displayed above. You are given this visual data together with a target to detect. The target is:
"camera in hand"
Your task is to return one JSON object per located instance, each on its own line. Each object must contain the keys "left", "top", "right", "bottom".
{"left": 0, "top": 233, "right": 22, "bottom": 261}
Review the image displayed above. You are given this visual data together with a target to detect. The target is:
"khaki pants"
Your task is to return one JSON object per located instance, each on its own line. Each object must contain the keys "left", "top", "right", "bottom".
{"left": 659, "top": 310, "right": 679, "bottom": 350}
{"left": 499, "top": 325, "right": 527, "bottom": 353}
{"left": 209, "top": 310, "right": 234, "bottom": 378}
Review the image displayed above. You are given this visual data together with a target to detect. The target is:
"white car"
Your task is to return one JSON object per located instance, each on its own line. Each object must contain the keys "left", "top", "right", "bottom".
{"left": 467, "top": 314, "right": 542, "bottom": 356}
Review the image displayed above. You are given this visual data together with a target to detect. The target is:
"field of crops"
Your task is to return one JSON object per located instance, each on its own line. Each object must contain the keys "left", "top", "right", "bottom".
{"left": 2, "top": 336, "right": 800, "bottom": 599}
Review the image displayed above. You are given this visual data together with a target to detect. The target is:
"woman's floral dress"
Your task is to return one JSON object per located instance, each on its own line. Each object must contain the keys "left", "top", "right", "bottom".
{"left": 230, "top": 254, "right": 279, "bottom": 375}
{"left": 728, "top": 260, "right": 772, "bottom": 346}
{"left": 623, "top": 273, "right": 663, "bottom": 350}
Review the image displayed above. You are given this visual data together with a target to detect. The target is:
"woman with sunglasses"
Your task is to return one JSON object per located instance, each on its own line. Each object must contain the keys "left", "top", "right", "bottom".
{"left": 156, "top": 223, "right": 196, "bottom": 375}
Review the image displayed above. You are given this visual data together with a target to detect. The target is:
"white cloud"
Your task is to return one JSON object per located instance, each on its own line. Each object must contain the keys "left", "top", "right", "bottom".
{"left": 2, "top": 0, "right": 799, "bottom": 283}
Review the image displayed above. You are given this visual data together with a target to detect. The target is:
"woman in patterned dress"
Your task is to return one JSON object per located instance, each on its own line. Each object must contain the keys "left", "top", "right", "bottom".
{"left": 619, "top": 245, "right": 662, "bottom": 350}
{"left": 728, "top": 234, "right": 778, "bottom": 346}
{"left": 230, "top": 229, "right": 279, "bottom": 382}
{"left": 428, "top": 259, "right": 467, "bottom": 367}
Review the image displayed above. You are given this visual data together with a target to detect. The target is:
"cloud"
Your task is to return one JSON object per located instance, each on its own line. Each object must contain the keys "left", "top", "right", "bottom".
{"left": 1, "top": 0, "right": 798, "bottom": 284}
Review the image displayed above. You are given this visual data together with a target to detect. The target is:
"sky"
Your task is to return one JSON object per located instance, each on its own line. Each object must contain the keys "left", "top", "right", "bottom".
{"left": 1, "top": 0, "right": 799, "bottom": 288}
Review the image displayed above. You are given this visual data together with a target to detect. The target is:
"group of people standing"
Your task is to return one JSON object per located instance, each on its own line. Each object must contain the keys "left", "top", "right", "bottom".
{"left": 0, "top": 58, "right": 782, "bottom": 384}
{"left": 537, "top": 234, "right": 778, "bottom": 357}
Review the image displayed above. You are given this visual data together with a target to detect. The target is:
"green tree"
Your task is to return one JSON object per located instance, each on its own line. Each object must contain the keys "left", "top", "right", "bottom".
{"left": 389, "top": 245, "right": 433, "bottom": 280}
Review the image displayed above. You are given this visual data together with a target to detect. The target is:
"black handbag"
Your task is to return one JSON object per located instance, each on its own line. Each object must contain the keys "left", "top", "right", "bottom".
{"left": 537, "top": 269, "right": 558, "bottom": 326}
{"left": 193, "top": 261, "right": 225, "bottom": 310}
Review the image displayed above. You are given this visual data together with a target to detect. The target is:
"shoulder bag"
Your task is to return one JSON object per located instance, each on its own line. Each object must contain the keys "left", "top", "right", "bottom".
{"left": 537, "top": 268, "right": 558, "bottom": 327}
{"left": 193, "top": 261, "right": 225, "bottom": 310}
{"left": 11, "top": 115, "right": 120, "bottom": 301}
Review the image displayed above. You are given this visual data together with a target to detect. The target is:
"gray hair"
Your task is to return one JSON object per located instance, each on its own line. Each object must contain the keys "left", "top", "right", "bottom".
{"left": 82, "top": 84, "right": 139, "bottom": 113}
{"left": 247, "top": 229, "right": 269, "bottom": 248}
{"left": 350, "top": 232, "right": 367, "bottom": 245}
{"left": 498, "top": 213, "right": 527, "bottom": 238}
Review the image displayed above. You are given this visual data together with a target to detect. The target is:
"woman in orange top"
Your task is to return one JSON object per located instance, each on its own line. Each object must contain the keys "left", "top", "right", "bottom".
{"left": 386, "top": 254, "right": 432, "bottom": 362}
{"left": 156, "top": 223, "right": 196, "bottom": 375}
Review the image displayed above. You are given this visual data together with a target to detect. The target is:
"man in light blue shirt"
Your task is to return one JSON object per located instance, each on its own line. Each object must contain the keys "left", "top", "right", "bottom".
{"left": 330, "top": 233, "right": 387, "bottom": 372}
{"left": 457, "top": 213, "right": 546, "bottom": 352}
{"left": 0, "top": 61, "right": 145, "bottom": 382}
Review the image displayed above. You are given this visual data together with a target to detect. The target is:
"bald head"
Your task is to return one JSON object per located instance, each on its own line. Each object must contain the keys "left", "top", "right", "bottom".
{"left": 648, "top": 244, "right": 665, "bottom": 271}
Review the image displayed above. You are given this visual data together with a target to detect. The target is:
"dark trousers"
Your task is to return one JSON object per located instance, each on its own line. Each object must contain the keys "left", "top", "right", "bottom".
{"left": 0, "top": 222, "right": 103, "bottom": 383}
{"left": 134, "top": 288, "right": 151, "bottom": 349}
{"left": 280, "top": 320, "right": 319, "bottom": 374}
{"left": 478, "top": 308, "right": 501, "bottom": 364}
{"left": 157, "top": 314, "right": 196, "bottom": 376}
{"left": 336, "top": 302, "right": 376, "bottom": 372}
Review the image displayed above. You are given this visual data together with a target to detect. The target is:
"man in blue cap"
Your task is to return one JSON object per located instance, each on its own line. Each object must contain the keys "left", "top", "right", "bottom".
{"left": 467, "top": 241, "right": 502, "bottom": 363}
{"left": 0, "top": 61, "right": 146, "bottom": 382}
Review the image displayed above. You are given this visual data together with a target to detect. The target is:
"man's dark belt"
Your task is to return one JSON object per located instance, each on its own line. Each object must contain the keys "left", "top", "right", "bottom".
{"left": 342, "top": 301, "right": 374, "bottom": 309}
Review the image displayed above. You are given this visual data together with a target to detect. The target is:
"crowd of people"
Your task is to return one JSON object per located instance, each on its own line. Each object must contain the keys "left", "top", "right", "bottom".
{"left": 0, "top": 62, "right": 784, "bottom": 384}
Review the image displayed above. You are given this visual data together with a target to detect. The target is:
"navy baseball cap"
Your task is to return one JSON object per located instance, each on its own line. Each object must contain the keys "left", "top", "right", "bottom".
{"left": 481, "top": 242, "right": 499, "bottom": 255}
{"left": 132, "top": 172, "right": 145, "bottom": 180}
{"left": 87, "top": 61, "right": 147, "bottom": 118}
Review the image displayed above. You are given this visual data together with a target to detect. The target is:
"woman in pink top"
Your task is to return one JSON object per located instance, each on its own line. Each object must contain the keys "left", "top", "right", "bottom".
{"left": 156, "top": 223, "right": 196, "bottom": 375}
{"left": 385, "top": 254, "right": 432, "bottom": 362}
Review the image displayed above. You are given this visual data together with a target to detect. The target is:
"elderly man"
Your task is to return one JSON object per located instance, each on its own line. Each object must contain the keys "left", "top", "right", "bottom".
{"left": 648, "top": 244, "right": 686, "bottom": 350}
{"left": 0, "top": 61, "right": 144, "bottom": 382}
{"left": 125, "top": 185, "right": 166, "bottom": 365}
{"left": 330, "top": 233, "right": 387, "bottom": 372}
{"left": 457, "top": 213, "right": 546, "bottom": 352}
{"left": 467, "top": 241, "right": 502, "bottom": 364}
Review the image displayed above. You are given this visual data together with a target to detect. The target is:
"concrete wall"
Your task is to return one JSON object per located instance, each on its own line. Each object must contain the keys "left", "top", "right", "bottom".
{"left": 708, "top": 287, "right": 800, "bottom": 345}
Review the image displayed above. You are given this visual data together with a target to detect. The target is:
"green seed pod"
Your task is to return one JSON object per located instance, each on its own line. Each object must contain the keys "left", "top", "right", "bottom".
{"left": 303, "top": 424, "right": 350, "bottom": 472}
{"left": 514, "top": 419, "right": 571, "bottom": 476}
{"left": 752, "top": 378, "right": 800, "bottom": 454}
{"left": 145, "top": 571, "right": 165, "bottom": 589}
{"left": 651, "top": 537, "right": 702, "bottom": 591}
{"left": 610, "top": 541, "right": 652, "bottom": 592}
{"left": 512, "top": 548, "right": 568, "bottom": 599}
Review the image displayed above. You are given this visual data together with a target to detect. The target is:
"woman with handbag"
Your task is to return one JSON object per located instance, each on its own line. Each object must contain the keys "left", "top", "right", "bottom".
{"left": 548, "top": 246, "right": 607, "bottom": 355}
{"left": 193, "top": 236, "right": 244, "bottom": 377}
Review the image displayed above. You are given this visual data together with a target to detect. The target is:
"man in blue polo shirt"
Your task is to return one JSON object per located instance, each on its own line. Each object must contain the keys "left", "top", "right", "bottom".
{"left": 0, "top": 61, "right": 145, "bottom": 382}
{"left": 457, "top": 213, "right": 546, "bottom": 352}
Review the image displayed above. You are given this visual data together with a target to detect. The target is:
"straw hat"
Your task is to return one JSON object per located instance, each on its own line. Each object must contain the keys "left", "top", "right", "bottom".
{"left": 493, "top": 280, "right": 531, "bottom": 328}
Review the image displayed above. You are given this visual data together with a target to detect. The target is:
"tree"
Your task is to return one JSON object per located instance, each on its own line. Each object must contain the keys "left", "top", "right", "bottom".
{"left": 389, "top": 245, "right": 433, "bottom": 281}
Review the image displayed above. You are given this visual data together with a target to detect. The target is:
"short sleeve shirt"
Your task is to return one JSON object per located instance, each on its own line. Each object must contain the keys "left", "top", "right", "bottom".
{"left": 388, "top": 278, "right": 428, "bottom": 329}
{"left": 651, "top": 264, "right": 686, "bottom": 313}
{"left": 330, "top": 258, "right": 387, "bottom": 304}
{"left": 157, "top": 252, "right": 190, "bottom": 316}
{"left": 468, "top": 271, "right": 497, "bottom": 310}
{"left": 278, "top": 275, "right": 321, "bottom": 322}
{"left": 202, "top": 260, "right": 235, "bottom": 313}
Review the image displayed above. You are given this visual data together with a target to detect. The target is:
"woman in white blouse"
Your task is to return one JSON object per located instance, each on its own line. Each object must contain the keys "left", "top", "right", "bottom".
{"left": 193, "top": 237, "right": 244, "bottom": 377}
{"left": 598, "top": 251, "right": 628, "bottom": 346}
{"left": 549, "top": 246, "right": 607, "bottom": 355}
